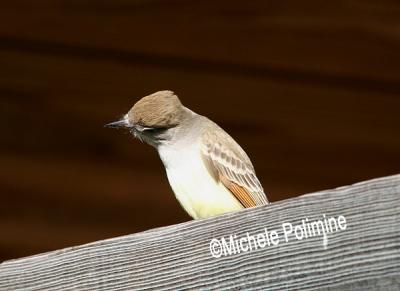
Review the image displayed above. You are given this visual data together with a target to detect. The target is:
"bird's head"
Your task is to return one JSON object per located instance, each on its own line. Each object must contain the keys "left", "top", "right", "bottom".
{"left": 105, "top": 90, "right": 186, "bottom": 146}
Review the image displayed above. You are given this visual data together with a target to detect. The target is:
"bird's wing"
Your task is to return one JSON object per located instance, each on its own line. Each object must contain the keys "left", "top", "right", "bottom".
{"left": 201, "top": 126, "right": 269, "bottom": 207}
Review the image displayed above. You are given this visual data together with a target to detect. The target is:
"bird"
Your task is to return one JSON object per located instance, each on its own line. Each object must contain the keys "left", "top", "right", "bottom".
{"left": 105, "top": 90, "right": 269, "bottom": 219}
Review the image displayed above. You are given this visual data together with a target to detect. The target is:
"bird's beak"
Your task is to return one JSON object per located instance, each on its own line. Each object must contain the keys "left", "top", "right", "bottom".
{"left": 104, "top": 119, "right": 127, "bottom": 129}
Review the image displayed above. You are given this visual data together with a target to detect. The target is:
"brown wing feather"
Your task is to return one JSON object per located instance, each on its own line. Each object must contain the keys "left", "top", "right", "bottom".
{"left": 219, "top": 175, "right": 256, "bottom": 207}
{"left": 201, "top": 124, "right": 269, "bottom": 208}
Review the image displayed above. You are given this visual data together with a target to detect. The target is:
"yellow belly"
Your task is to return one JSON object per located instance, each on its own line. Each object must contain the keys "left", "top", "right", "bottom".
{"left": 165, "top": 155, "right": 243, "bottom": 219}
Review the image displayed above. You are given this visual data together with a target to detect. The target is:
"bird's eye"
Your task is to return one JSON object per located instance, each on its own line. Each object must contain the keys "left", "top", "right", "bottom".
{"left": 142, "top": 127, "right": 166, "bottom": 134}
{"left": 134, "top": 124, "right": 151, "bottom": 132}
{"left": 134, "top": 124, "right": 167, "bottom": 135}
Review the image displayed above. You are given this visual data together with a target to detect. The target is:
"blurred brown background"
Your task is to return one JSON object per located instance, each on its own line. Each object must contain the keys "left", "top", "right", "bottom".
{"left": 1, "top": 1, "right": 399, "bottom": 262}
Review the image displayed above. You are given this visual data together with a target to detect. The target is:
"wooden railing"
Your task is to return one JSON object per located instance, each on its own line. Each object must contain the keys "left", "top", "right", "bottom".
{"left": 1, "top": 175, "right": 399, "bottom": 290}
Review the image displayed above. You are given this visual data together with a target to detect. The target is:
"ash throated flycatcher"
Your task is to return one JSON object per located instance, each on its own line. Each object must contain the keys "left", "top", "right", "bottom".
{"left": 106, "top": 90, "right": 269, "bottom": 219}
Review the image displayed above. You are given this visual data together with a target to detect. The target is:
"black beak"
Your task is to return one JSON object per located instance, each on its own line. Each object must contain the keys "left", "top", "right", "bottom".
{"left": 104, "top": 119, "right": 127, "bottom": 129}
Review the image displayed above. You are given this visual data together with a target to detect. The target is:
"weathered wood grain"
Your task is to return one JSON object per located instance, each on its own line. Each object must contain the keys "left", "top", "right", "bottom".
{"left": 1, "top": 175, "right": 399, "bottom": 290}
